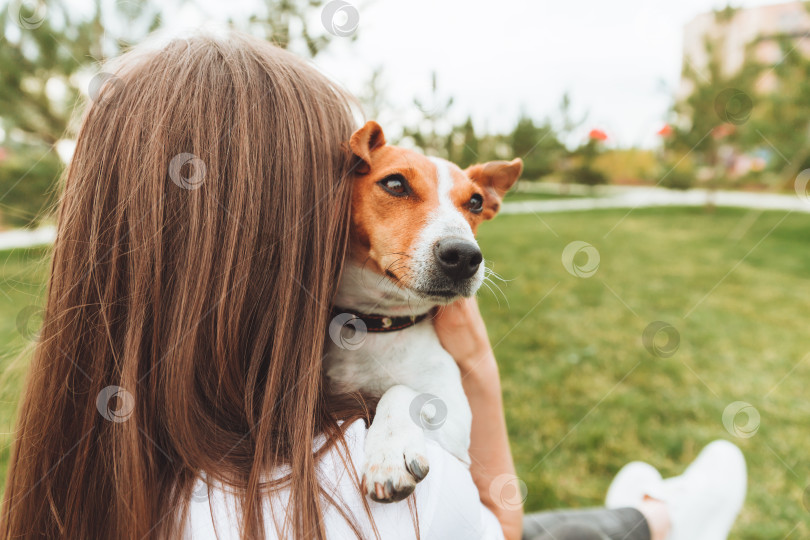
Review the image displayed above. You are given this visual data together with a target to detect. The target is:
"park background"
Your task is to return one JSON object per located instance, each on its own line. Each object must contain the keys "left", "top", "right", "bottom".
{"left": 1, "top": 0, "right": 809, "bottom": 537}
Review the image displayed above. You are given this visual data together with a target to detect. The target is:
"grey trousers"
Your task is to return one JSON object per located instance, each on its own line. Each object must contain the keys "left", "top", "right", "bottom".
{"left": 522, "top": 507, "right": 651, "bottom": 540}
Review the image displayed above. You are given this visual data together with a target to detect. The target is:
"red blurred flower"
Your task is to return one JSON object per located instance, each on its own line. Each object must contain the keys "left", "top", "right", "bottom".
{"left": 589, "top": 129, "right": 608, "bottom": 141}
{"left": 657, "top": 124, "right": 673, "bottom": 137}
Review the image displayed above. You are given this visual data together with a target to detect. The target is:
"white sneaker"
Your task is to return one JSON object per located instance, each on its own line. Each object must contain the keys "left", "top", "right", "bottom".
{"left": 605, "top": 461, "right": 663, "bottom": 508}
{"left": 646, "top": 440, "right": 747, "bottom": 540}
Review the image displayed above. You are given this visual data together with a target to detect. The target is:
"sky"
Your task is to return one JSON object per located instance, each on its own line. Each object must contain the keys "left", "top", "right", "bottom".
{"left": 151, "top": 0, "right": 791, "bottom": 147}
{"left": 309, "top": 0, "right": 786, "bottom": 148}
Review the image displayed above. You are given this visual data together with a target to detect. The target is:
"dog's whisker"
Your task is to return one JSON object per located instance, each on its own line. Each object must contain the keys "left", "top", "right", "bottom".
{"left": 484, "top": 274, "right": 507, "bottom": 298}
{"left": 484, "top": 266, "right": 513, "bottom": 283}
{"left": 483, "top": 275, "right": 510, "bottom": 308}
{"left": 480, "top": 279, "right": 503, "bottom": 308}
{"left": 481, "top": 280, "right": 499, "bottom": 307}
{"left": 483, "top": 265, "right": 511, "bottom": 306}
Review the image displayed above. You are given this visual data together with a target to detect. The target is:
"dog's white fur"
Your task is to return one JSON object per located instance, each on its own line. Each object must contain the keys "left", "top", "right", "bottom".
{"left": 324, "top": 158, "right": 482, "bottom": 502}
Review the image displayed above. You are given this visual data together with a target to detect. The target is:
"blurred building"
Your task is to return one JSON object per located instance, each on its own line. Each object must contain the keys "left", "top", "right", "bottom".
{"left": 679, "top": 1, "right": 810, "bottom": 97}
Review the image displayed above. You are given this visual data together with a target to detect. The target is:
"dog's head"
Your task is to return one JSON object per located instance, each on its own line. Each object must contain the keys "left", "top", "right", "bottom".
{"left": 344, "top": 121, "right": 522, "bottom": 307}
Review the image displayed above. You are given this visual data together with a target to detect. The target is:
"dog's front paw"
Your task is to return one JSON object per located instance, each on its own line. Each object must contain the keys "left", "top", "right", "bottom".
{"left": 362, "top": 439, "right": 430, "bottom": 503}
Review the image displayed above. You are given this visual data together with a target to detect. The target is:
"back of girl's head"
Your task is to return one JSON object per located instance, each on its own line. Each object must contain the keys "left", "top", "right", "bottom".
{"left": 1, "top": 31, "right": 365, "bottom": 539}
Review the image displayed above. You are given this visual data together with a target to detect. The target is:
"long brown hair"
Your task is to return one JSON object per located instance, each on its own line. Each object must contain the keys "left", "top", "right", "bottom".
{"left": 1, "top": 32, "right": 372, "bottom": 539}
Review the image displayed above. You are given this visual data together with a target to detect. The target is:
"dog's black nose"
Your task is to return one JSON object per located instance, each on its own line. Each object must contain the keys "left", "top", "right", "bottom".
{"left": 434, "top": 239, "right": 483, "bottom": 281}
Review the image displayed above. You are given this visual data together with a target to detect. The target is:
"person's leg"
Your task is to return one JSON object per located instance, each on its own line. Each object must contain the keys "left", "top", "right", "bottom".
{"left": 635, "top": 498, "right": 670, "bottom": 540}
{"left": 522, "top": 507, "right": 652, "bottom": 540}
{"left": 523, "top": 439, "right": 746, "bottom": 540}
{"left": 606, "top": 440, "right": 746, "bottom": 540}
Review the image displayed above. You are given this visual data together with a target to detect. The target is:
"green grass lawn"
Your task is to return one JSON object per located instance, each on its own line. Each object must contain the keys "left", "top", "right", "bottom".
{"left": 0, "top": 246, "right": 51, "bottom": 490}
{"left": 0, "top": 208, "right": 808, "bottom": 538}
{"left": 476, "top": 207, "right": 810, "bottom": 539}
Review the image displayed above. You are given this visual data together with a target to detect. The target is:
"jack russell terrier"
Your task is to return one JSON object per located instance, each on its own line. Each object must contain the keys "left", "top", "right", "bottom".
{"left": 325, "top": 121, "right": 522, "bottom": 503}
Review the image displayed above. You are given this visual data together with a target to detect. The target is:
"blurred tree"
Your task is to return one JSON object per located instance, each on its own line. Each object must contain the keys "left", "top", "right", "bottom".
{"left": 0, "top": 144, "right": 62, "bottom": 227}
{"left": 667, "top": 3, "right": 810, "bottom": 195}
{"left": 458, "top": 116, "right": 479, "bottom": 168}
{"left": 0, "top": 0, "right": 349, "bottom": 227}
{"left": 555, "top": 92, "right": 586, "bottom": 145}
{"left": 666, "top": 7, "right": 757, "bottom": 203}
{"left": 358, "top": 65, "right": 387, "bottom": 120}
{"left": 403, "top": 71, "right": 454, "bottom": 156}
{"left": 565, "top": 134, "right": 608, "bottom": 189}
{"left": 745, "top": 34, "right": 810, "bottom": 188}
{"left": 439, "top": 115, "right": 482, "bottom": 168}
{"left": 0, "top": 1, "right": 162, "bottom": 145}
{"left": 510, "top": 112, "right": 565, "bottom": 180}
{"left": 247, "top": 0, "right": 358, "bottom": 57}
{"left": 551, "top": 92, "right": 585, "bottom": 190}
{"left": 0, "top": 0, "right": 161, "bottom": 226}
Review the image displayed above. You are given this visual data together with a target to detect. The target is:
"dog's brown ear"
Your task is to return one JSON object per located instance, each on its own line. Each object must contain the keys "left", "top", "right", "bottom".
{"left": 465, "top": 158, "right": 523, "bottom": 220}
{"left": 350, "top": 121, "right": 386, "bottom": 173}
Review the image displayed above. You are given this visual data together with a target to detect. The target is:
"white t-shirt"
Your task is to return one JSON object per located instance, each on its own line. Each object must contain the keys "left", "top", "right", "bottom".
{"left": 185, "top": 419, "right": 504, "bottom": 539}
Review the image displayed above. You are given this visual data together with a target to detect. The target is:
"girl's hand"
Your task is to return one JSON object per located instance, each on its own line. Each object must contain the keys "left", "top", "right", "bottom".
{"left": 433, "top": 297, "right": 497, "bottom": 378}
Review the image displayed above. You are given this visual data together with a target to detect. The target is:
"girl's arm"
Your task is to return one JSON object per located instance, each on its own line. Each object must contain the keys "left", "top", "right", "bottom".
{"left": 433, "top": 298, "right": 523, "bottom": 540}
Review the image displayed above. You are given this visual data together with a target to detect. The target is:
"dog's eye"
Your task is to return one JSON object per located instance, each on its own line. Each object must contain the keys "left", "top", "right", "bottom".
{"left": 378, "top": 174, "right": 411, "bottom": 197}
{"left": 468, "top": 193, "right": 484, "bottom": 214}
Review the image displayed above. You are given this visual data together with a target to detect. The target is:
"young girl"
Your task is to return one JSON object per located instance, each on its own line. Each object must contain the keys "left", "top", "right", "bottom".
{"left": 0, "top": 32, "right": 745, "bottom": 540}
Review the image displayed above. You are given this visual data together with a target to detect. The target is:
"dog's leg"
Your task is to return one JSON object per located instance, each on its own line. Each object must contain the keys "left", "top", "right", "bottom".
{"left": 362, "top": 384, "right": 430, "bottom": 503}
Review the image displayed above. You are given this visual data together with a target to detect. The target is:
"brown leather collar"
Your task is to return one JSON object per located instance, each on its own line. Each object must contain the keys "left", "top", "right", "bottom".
{"left": 330, "top": 308, "right": 430, "bottom": 333}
